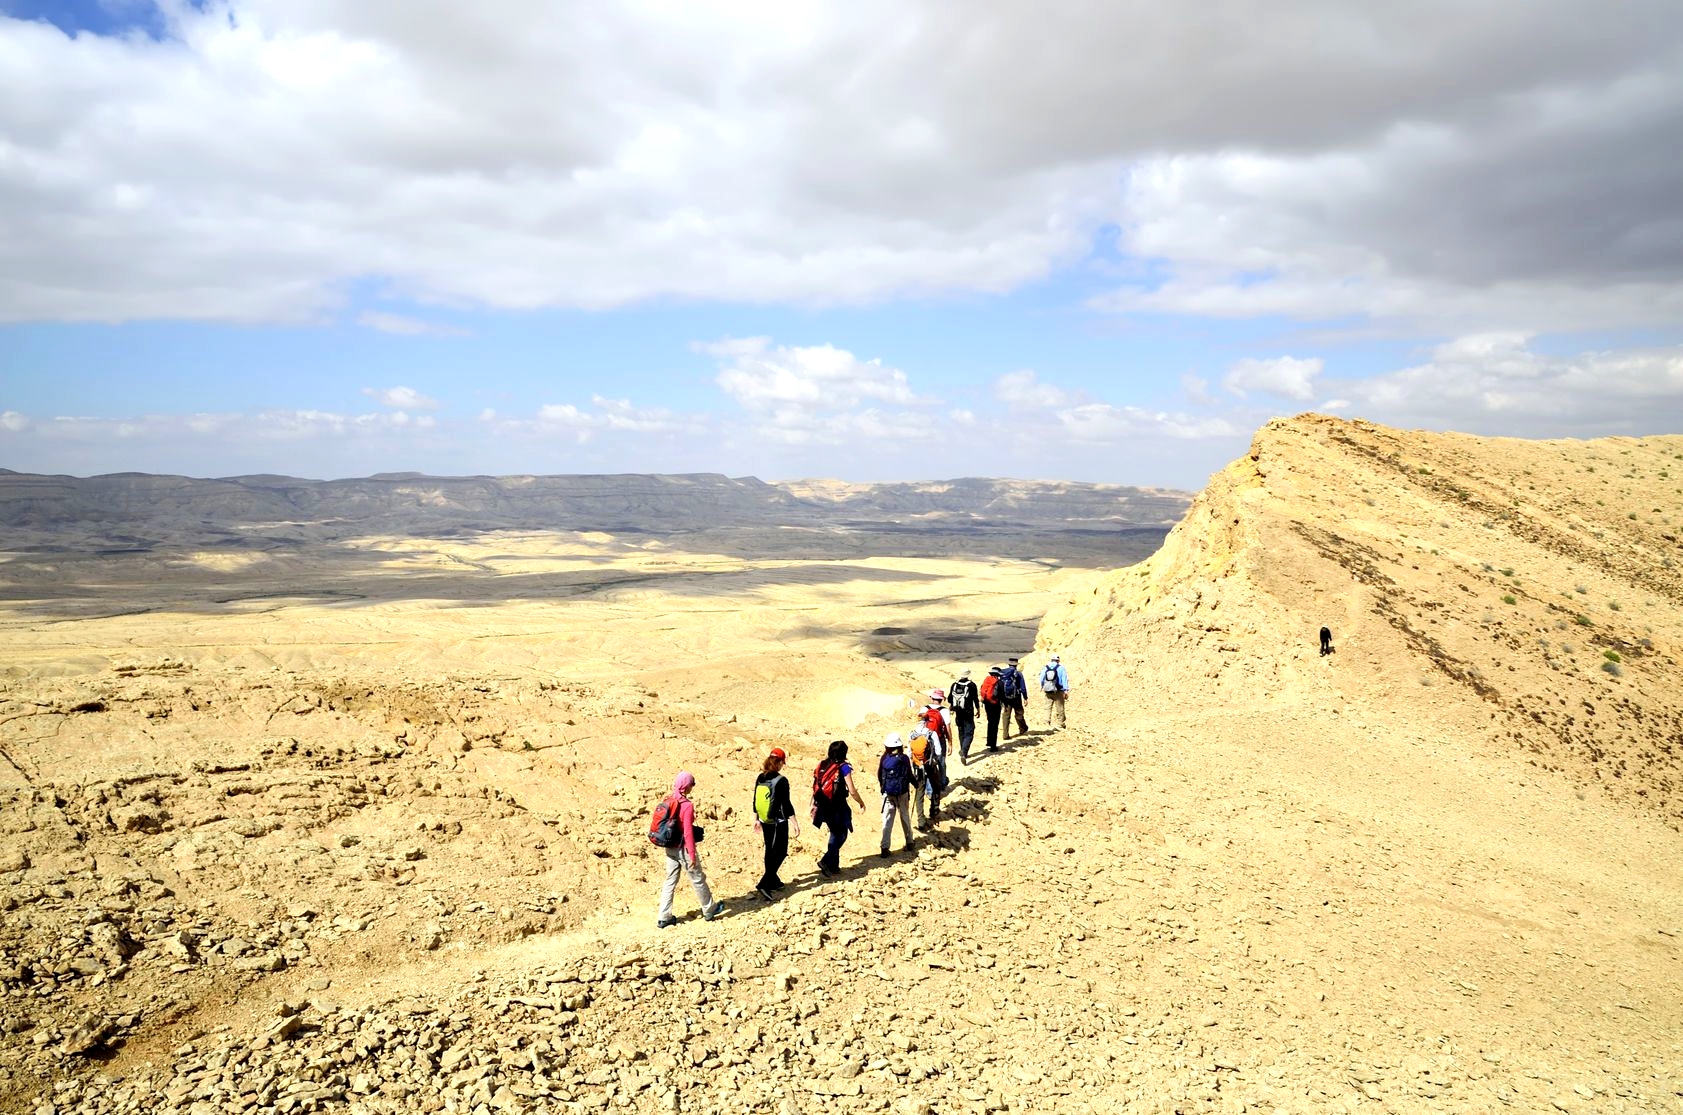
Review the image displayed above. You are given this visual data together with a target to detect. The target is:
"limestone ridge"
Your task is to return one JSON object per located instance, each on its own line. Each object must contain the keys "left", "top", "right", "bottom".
{"left": 1039, "top": 413, "right": 1683, "bottom": 828}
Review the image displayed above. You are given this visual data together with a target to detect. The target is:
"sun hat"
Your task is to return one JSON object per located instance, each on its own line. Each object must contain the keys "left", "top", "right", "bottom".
{"left": 883, "top": 732, "right": 905, "bottom": 750}
{"left": 928, "top": 688, "right": 945, "bottom": 701}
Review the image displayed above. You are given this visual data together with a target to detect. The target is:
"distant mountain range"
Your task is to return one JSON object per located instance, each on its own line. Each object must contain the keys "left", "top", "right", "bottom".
{"left": 0, "top": 468, "right": 1191, "bottom": 550}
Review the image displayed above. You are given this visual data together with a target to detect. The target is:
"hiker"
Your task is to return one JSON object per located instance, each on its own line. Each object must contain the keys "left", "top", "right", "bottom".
{"left": 909, "top": 727, "right": 945, "bottom": 831}
{"left": 812, "top": 740, "right": 864, "bottom": 877}
{"left": 1039, "top": 654, "right": 1071, "bottom": 730}
{"left": 877, "top": 732, "right": 915, "bottom": 856}
{"left": 920, "top": 689, "right": 953, "bottom": 793}
{"left": 979, "top": 665, "right": 1005, "bottom": 753}
{"left": 752, "top": 747, "right": 799, "bottom": 900}
{"left": 1001, "top": 657, "right": 1030, "bottom": 739}
{"left": 947, "top": 669, "right": 980, "bottom": 762}
{"left": 654, "top": 771, "right": 725, "bottom": 928}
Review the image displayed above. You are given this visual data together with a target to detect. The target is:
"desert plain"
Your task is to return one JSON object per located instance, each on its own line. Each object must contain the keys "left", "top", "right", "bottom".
{"left": 1, "top": 414, "right": 1681, "bottom": 1115}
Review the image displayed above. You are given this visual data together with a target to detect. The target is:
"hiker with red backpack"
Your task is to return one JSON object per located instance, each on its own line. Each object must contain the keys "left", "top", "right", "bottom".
{"left": 650, "top": 771, "right": 725, "bottom": 928}
{"left": 919, "top": 689, "right": 953, "bottom": 796}
{"left": 752, "top": 747, "right": 799, "bottom": 901}
{"left": 979, "top": 665, "right": 1005, "bottom": 754}
{"left": 877, "top": 733, "right": 915, "bottom": 857}
{"left": 812, "top": 740, "right": 864, "bottom": 877}
{"left": 947, "top": 669, "right": 980, "bottom": 763}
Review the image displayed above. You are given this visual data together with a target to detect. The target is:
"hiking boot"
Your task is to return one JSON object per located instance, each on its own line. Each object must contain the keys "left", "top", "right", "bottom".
{"left": 877, "top": 848, "right": 891, "bottom": 857}
{"left": 656, "top": 916, "right": 678, "bottom": 929}
{"left": 768, "top": 879, "right": 786, "bottom": 891}
{"left": 702, "top": 901, "right": 725, "bottom": 921}
{"left": 755, "top": 886, "right": 773, "bottom": 902}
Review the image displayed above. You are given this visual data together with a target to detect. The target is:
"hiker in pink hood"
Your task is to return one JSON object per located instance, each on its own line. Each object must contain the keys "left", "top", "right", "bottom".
{"left": 655, "top": 771, "right": 725, "bottom": 928}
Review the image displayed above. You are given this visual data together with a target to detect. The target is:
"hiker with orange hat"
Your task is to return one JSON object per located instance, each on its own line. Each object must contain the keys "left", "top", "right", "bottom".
{"left": 752, "top": 747, "right": 799, "bottom": 901}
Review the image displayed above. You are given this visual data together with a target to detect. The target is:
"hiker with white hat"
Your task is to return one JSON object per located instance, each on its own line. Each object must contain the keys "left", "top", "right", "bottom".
{"left": 946, "top": 669, "right": 980, "bottom": 762}
{"left": 1039, "top": 654, "right": 1071, "bottom": 730}
{"left": 875, "top": 733, "right": 915, "bottom": 857}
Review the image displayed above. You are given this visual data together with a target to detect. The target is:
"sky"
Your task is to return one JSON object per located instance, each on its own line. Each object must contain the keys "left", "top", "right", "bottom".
{"left": 2, "top": 1, "right": 1681, "bottom": 488}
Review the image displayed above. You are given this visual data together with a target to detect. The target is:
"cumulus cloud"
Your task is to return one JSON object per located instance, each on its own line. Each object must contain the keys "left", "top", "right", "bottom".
{"left": 2, "top": 1, "right": 1678, "bottom": 332}
{"left": 362, "top": 386, "right": 440, "bottom": 411}
{"left": 703, "top": 338, "right": 920, "bottom": 414}
{"left": 1223, "top": 356, "right": 1324, "bottom": 400}
{"left": 1, "top": 410, "right": 31, "bottom": 432}
{"left": 1320, "top": 334, "right": 1683, "bottom": 436}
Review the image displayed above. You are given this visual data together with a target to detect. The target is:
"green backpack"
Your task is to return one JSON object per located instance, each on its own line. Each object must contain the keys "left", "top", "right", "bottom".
{"left": 754, "top": 774, "right": 785, "bottom": 823}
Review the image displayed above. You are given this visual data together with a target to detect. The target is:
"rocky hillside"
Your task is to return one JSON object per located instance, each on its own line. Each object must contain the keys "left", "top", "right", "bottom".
{"left": 1039, "top": 413, "right": 1683, "bottom": 829}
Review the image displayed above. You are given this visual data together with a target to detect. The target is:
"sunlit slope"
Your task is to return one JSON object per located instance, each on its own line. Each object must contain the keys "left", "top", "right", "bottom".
{"left": 1040, "top": 413, "right": 1683, "bottom": 828}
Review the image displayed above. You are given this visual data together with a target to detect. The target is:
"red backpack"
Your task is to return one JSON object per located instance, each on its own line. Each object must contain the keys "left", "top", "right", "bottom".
{"left": 648, "top": 795, "right": 683, "bottom": 847}
{"left": 979, "top": 674, "right": 999, "bottom": 703}
{"left": 813, "top": 759, "right": 843, "bottom": 802}
{"left": 920, "top": 706, "right": 949, "bottom": 744}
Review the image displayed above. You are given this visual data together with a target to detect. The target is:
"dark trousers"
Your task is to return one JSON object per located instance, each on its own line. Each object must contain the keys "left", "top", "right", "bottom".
{"left": 758, "top": 821, "right": 788, "bottom": 889}
{"left": 955, "top": 710, "right": 975, "bottom": 758}
{"left": 819, "top": 809, "right": 851, "bottom": 873}
{"left": 983, "top": 702, "right": 1002, "bottom": 749}
{"left": 1004, "top": 698, "right": 1028, "bottom": 737}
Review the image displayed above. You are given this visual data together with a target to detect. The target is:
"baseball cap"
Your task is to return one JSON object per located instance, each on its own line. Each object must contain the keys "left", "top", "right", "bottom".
{"left": 768, "top": 747, "right": 786, "bottom": 761}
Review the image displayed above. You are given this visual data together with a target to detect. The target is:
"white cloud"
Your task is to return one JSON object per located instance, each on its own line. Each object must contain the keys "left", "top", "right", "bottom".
{"left": 0, "top": 410, "right": 31, "bottom": 432}
{"left": 362, "top": 386, "right": 439, "bottom": 410}
{"left": 993, "top": 370, "right": 1072, "bottom": 409}
{"left": 1320, "top": 334, "right": 1683, "bottom": 436}
{"left": 2, "top": 1, "right": 1677, "bottom": 331}
{"left": 1223, "top": 356, "right": 1324, "bottom": 400}
{"left": 356, "top": 311, "right": 467, "bottom": 337}
{"left": 1057, "top": 404, "right": 1240, "bottom": 442}
{"left": 703, "top": 337, "right": 920, "bottom": 414}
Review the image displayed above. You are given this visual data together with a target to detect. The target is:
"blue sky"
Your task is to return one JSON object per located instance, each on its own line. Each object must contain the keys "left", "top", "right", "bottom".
{"left": 3, "top": 1, "right": 1681, "bottom": 487}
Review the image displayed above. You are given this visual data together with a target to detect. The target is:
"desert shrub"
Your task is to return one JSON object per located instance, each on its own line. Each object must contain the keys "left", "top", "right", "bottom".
{"left": 1575, "top": 585, "right": 1588, "bottom": 594}
{"left": 1574, "top": 614, "right": 1592, "bottom": 626}
{"left": 1561, "top": 643, "right": 1575, "bottom": 654}
{"left": 1481, "top": 562, "right": 1494, "bottom": 572}
{"left": 1604, "top": 650, "right": 1622, "bottom": 663}
{"left": 1629, "top": 512, "right": 1638, "bottom": 520}
{"left": 1602, "top": 661, "right": 1622, "bottom": 677}
{"left": 1502, "top": 595, "right": 1517, "bottom": 605}
{"left": 1501, "top": 568, "right": 1514, "bottom": 577}
{"left": 1608, "top": 600, "right": 1621, "bottom": 611}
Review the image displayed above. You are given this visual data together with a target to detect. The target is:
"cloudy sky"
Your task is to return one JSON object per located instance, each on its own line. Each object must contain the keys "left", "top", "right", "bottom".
{"left": 2, "top": 0, "right": 1681, "bottom": 487}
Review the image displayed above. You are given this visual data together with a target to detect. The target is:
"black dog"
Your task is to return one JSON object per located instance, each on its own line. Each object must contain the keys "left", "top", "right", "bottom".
{"left": 1319, "top": 627, "right": 1334, "bottom": 656}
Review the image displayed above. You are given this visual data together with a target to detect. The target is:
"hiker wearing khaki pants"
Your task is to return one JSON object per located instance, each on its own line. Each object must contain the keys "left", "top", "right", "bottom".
{"left": 1040, "top": 655, "right": 1070, "bottom": 730}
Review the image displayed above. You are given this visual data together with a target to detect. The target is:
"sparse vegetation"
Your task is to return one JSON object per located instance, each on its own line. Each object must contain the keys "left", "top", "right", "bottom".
{"left": 1608, "top": 600, "right": 1621, "bottom": 612}
{"left": 1604, "top": 650, "right": 1622, "bottom": 663}
{"left": 1575, "top": 614, "right": 1593, "bottom": 626}
{"left": 1502, "top": 595, "right": 1517, "bottom": 605}
{"left": 1602, "top": 661, "right": 1623, "bottom": 677}
{"left": 1576, "top": 585, "right": 1588, "bottom": 594}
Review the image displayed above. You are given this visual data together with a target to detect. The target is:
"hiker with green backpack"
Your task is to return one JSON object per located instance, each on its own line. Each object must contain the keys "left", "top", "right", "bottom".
{"left": 752, "top": 747, "right": 799, "bottom": 901}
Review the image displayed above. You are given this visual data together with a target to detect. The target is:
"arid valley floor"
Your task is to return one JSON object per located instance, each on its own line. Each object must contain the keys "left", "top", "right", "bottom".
{"left": 2, "top": 416, "right": 1681, "bottom": 1115}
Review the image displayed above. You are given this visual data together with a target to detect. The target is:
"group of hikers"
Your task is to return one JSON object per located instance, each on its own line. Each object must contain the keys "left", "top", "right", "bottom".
{"left": 651, "top": 655, "right": 1073, "bottom": 926}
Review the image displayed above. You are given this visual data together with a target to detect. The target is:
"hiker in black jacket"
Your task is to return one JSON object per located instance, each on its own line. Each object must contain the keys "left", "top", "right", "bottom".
{"left": 752, "top": 748, "right": 799, "bottom": 900}
{"left": 1002, "top": 657, "right": 1030, "bottom": 739}
{"left": 947, "top": 669, "right": 980, "bottom": 762}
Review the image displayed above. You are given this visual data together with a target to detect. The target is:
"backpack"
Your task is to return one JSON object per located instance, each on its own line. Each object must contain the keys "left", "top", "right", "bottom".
{"left": 878, "top": 753, "right": 910, "bottom": 797}
{"left": 908, "top": 731, "right": 932, "bottom": 765}
{"left": 813, "top": 759, "right": 843, "bottom": 803}
{"left": 979, "top": 674, "right": 999, "bottom": 703}
{"left": 949, "top": 677, "right": 977, "bottom": 710}
{"left": 1002, "top": 669, "right": 1025, "bottom": 700}
{"left": 1041, "top": 665, "right": 1060, "bottom": 692}
{"left": 754, "top": 774, "right": 785, "bottom": 824}
{"left": 648, "top": 795, "right": 683, "bottom": 847}
{"left": 918, "top": 706, "right": 943, "bottom": 742}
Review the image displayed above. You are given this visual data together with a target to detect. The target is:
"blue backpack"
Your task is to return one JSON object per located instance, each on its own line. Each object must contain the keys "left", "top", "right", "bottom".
{"left": 879, "top": 752, "right": 911, "bottom": 796}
